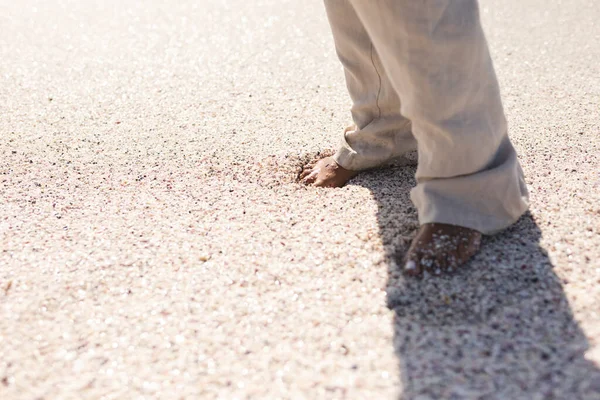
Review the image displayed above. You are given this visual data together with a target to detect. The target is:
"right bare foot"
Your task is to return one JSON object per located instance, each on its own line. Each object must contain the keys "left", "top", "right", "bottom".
{"left": 402, "top": 223, "right": 482, "bottom": 277}
{"left": 299, "top": 156, "right": 359, "bottom": 188}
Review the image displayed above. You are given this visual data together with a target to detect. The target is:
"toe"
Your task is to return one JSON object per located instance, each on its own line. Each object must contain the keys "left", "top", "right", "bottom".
{"left": 435, "top": 249, "right": 452, "bottom": 272}
{"left": 299, "top": 167, "right": 312, "bottom": 181}
{"left": 402, "top": 246, "right": 424, "bottom": 276}
{"left": 402, "top": 258, "right": 421, "bottom": 276}
{"left": 420, "top": 255, "right": 438, "bottom": 275}
{"left": 444, "top": 251, "right": 459, "bottom": 273}
{"left": 302, "top": 170, "right": 318, "bottom": 185}
{"left": 305, "top": 160, "right": 318, "bottom": 169}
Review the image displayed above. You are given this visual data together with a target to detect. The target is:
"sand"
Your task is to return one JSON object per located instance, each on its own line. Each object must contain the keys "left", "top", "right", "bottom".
{"left": 1, "top": 0, "right": 599, "bottom": 398}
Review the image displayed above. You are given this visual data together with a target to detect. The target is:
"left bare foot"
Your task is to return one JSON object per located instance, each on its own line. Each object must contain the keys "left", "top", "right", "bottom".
{"left": 402, "top": 223, "right": 482, "bottom": 277}
{"left": 299, "top": 156, "right": 359, "bottom": 188}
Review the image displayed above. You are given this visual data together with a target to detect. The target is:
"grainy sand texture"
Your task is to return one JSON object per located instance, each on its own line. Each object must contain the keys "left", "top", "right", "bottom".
{"left": 1, "top": 0, "right": 599, "bottom": 399}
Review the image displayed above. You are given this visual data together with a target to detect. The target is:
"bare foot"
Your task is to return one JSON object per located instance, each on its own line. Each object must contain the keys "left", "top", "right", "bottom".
{"left": 402, "top": 223, "right": 482, "bottom": 277}
{"left": 299, "top": 156, "right": 359, "bottom": 188}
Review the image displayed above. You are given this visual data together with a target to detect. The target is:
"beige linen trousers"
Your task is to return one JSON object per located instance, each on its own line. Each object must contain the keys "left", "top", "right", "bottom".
{"left": 324, "top": 0, "right": 529, "bottom": 234}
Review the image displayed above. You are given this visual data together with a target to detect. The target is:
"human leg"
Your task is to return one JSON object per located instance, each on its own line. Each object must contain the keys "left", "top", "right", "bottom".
{"left": 301, "top": 0, "right": 416, "bottom": 187}
{"left": 347, "top": 0, "right": 529, "bottom": 274}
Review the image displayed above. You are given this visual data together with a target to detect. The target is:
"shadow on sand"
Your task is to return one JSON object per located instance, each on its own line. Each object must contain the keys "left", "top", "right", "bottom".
{"left": 352, "top": 159, "right": 600, "bottom": 399}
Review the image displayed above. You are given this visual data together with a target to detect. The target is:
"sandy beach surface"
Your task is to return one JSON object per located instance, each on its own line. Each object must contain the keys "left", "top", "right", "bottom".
{"left": 1, "top": 0, "right": 599, "bottom": 398}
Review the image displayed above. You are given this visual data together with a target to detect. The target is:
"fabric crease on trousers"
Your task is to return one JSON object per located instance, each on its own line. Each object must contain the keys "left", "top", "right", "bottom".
{"left": 324, "top": 0, "right": 529, "bottom": 234}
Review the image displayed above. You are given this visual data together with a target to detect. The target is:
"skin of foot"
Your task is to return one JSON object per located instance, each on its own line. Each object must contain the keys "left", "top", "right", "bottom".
{"left": 402, "top": 223, "right": 482, "bottom": 277}
{"left": 299, "top": 156, "right": 359, "bottom": 188}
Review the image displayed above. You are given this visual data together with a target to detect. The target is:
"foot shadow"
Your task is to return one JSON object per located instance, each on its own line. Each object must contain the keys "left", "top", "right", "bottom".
{"left": 353, "top": 160, "right": 600, "bottom": 399}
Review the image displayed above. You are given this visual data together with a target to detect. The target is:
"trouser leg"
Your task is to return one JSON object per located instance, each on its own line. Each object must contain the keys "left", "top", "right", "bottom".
{"left": 324, "top": 0, "right": 417, "bottom": 171}
{"left": 347, "top": 0, "right": 528, "bottom": 234}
